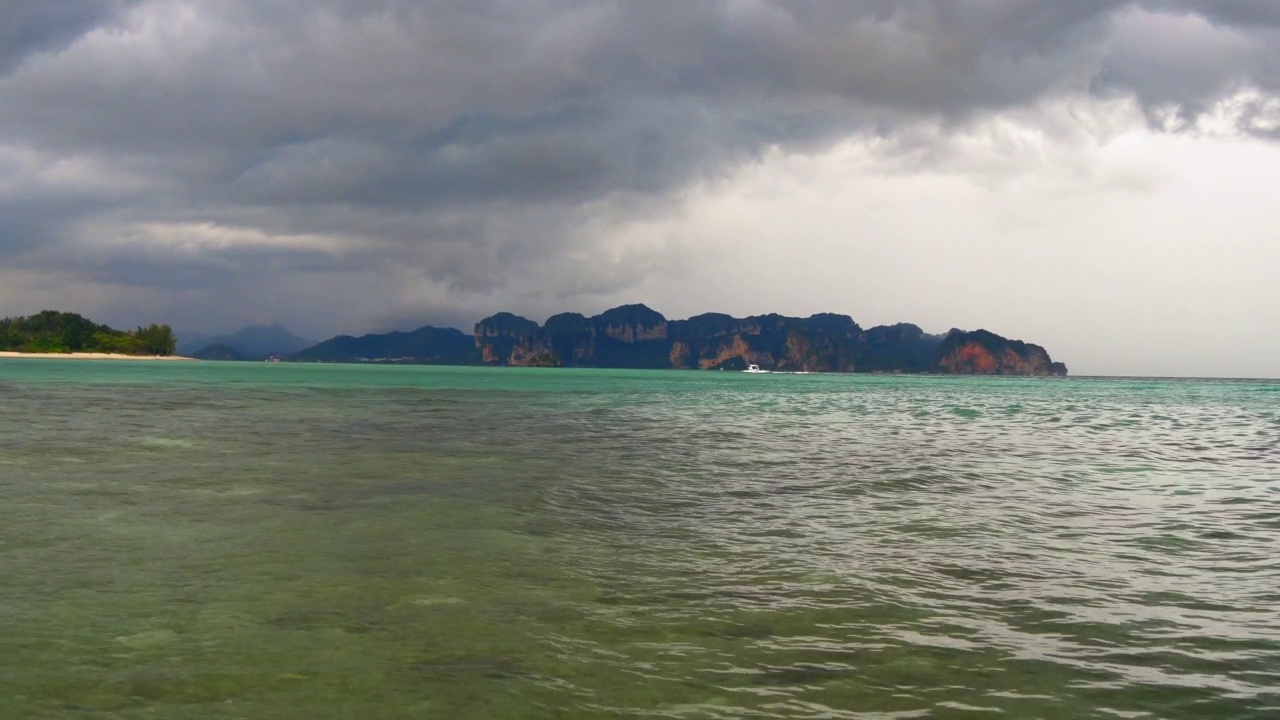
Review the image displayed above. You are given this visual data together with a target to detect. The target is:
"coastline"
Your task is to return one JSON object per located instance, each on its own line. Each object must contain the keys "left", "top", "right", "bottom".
{"left": 0, "top": 351, "right": 196, "bottom": 361}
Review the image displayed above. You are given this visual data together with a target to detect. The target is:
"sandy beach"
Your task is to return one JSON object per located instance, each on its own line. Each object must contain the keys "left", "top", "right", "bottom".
{"left": 0, "top": 351, "right": 196, "bottom": 361}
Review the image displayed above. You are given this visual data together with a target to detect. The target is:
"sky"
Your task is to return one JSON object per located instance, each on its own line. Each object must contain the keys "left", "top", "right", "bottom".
{"left": 1, "top": 1, "right": 1277, "bottom": 377}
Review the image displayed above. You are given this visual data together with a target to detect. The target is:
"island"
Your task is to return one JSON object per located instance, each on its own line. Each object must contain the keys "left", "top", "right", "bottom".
{"left": 288, "top": 304, "right": 1069, "bottom": 376}
{"left": 0, "top": 311, "right": 181, "bottom": 359}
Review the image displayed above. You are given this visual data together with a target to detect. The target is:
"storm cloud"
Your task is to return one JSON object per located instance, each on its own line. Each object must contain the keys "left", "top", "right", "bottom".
{"left": 1, "top": 1, "right": 1277, "bottom": 375}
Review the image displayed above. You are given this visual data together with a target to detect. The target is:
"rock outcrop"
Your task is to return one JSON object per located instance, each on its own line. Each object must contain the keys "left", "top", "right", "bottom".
{"left": 282, "top": 304, "right": 1067, "bottom": 374}
{"left": 474, "top": 304, "right": 675, "bottom": 369}
{"left": 470, "top": 304, "right": 1068, "bottom": 375}
{"left": 935, "top": 329, "right": 1068, "bottom": 376}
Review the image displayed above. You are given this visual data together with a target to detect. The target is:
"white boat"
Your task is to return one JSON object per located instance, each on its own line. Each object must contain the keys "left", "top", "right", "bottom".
{"left": 743, "top": 364, "right": 768, "bottom": 373}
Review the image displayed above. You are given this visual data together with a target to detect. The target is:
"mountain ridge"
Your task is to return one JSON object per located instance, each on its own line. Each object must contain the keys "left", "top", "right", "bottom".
{"left": 285, "top": 304, "right": 1068, "bottom": 376}
{"left": 179, "top": 322, "right": 312, "bottom": 359}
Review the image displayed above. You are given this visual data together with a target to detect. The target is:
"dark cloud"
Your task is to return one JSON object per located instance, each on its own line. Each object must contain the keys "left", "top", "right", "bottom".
{"left": 0, "top": 1, "right": 1276, "bottom": 339}
{"left": 1093, "top": 4, "right": 1279, "bottom": 131}
{"left": 0, "top": 1, "right": 141, "bottom": 74}
{"left": 1150, "top": 1, "right": 1280, "bottom": 27}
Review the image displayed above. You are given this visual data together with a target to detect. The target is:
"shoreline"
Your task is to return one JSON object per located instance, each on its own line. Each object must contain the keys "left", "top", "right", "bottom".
{"left": 0, "top": 351, "right": 196, "bottom": 361}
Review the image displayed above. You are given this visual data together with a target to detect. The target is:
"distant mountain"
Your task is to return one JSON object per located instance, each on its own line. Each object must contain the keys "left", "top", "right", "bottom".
{"left": 174, "top": 330, "right": 210, "bottom": 354}
{"left": 287, "top": 304, "right": 1068, "bottom": 375}
{"left": 191, "top": 343, "right": 247, "bottom": 361}
{"left": 289, "top": 326, "right": 478, "bottom": 364}
{"left": 179, "top": 323, "right": 312, "bottom": 359}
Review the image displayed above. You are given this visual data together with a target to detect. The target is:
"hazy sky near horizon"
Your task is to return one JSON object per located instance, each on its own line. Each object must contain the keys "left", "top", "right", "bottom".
{"left": 1, "top": 1, "right": 1277, "bottom": 376}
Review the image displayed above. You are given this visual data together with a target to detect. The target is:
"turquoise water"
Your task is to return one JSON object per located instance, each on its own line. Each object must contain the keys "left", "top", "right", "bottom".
{"left": 1, "top": 360, "right": 1277, "bottom": 719}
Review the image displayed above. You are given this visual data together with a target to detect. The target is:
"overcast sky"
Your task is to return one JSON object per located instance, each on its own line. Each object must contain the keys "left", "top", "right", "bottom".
{"left": 1, "top": 1, "right": 1277, "bottom": 376}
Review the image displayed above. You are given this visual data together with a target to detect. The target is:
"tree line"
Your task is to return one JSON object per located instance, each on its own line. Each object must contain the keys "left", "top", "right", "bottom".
{"left": 0, "top": 311, "right": 177, "bottom": 356}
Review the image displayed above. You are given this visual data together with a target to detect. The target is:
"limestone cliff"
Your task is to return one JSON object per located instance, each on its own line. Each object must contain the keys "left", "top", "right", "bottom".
{"left": 283, "top": 304, "right": 1068, "bottom": 374}
{"left": 473, "top": 304, "right": 672, "bottom": 368}
{"left": 474, "top": 312, "right": 550, "bottom": 366}
{"left": 595, "top": 304, "right": 668, "bottom": 342}
{"left": 668, "top": 312, "right": 859, "bottom": 372}
{"left": 468, "top": 305, "right": 1068, "bottom": 375}
{"left": 935, "top": 330, "right": 1068, "bottom": 376}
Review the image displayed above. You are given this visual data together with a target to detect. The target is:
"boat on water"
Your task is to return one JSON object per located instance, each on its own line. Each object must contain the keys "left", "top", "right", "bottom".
{"left": 744, "top": 364, "right": 768, "bottom": 373}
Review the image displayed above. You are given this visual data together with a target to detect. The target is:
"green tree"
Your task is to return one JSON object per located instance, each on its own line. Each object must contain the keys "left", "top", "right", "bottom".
{"left": 132, "top": 324, "right": 177, "bottom": 356}
{"left": 0, "top": 311, "right": 176, "bottom": 356}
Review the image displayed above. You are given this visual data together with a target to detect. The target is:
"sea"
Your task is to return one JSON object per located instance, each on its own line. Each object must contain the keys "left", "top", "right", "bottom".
{"left": 0, "top": 360, "right": 1277, "bottom": 719}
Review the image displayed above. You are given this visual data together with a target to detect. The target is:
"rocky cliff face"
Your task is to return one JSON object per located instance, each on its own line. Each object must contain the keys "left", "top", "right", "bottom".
{"left": 473, "top": 304, "right": 674, "bottom": 368}
{"left": 664, "top": 312, "right": 861, "bottom": 372}
{"left": 474, "top": 312, "right": 551, "bottom": 365}
{"left": 472, "top": 305, "right": 1068, "bottom": 375}
{"left": 935, "top": 330, "right": 1068, "bottom": 376}
{"left": 287, "top": 306, "right": 1067, "bottom": 373}
{"left": 596, "top": 304, "right": 668, "bottom": 342}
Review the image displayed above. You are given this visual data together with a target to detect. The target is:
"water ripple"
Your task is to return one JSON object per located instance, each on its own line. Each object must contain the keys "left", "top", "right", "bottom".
{"left": 1, "top": 364, "right": 1276, "bottom": 718}
{"left": 536, "top": 376, "right": 1280, "bottom": 716}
